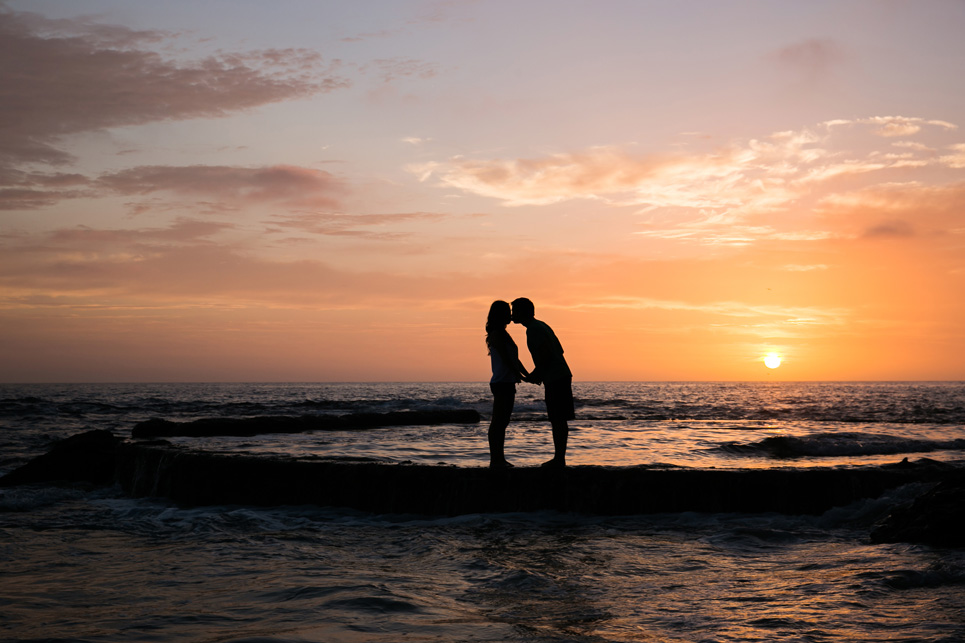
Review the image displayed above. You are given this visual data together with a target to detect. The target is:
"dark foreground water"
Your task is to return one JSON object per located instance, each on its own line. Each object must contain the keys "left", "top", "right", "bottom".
{"left": 2, "top": 382, "right": 965, "bottom": 642}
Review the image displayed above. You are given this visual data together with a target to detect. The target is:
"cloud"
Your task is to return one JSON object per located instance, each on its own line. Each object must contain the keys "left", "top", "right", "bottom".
{"left": 411, "top": 134, "right": 817, "bottom": 210}
{"left": 827, "top": 116, "right": 958, "bottom": 138}
{"left": 893, "top": 141, "right": 934, "bottom": 152}
{"left": 0, "top": 7, "right": 348, "bottom": 169}
{"left": 0, "top": 162, "right": 350, "bottom": 212}
{"left": 818, "top": 180, "right": 965, "bottom": 216}
{"left": 0, "top": 218, "right": 480, "bottom": 310}
{"left": 783, "top": 264, "right": 829, "bottom": 272}
{"left": 0, "top": 187, "right": 83, "bottom": 210}
{"left": 267, "top": 211, "right": 446, "bottom": 239}
{"left": 0, "top": 168, "right": 94, "bottom": 210}
{"left": 341, "top": 29, "right": 399, "bottom": 43}
{"left": 941, "top": 143, "right": 965, "bottom": 168}
{"left": 46, "top": 218, "right": 235, "bottom": 246}
{"left": 862, "top": 220, "right": 915, "bottom": 239}
{"left": 769, "top": 38, "right": 847, "bottom": 82}
{"left": 861, "top": 116, "right": 956, "bottom": 138}
{"left": 413, "top": 117, "right": 965, "bottom": 246}
{"left": 365, "top": 57, "right": 439, "bottom": 83}
{"left": 411, "top": 147, "right": 696, "bottom": 207}
{"left": 575, "top": 295, "right": 846, "bottom": 321}
{"left": 815, "top": 181, "right": 965, "bottom": 244}
{"left": 97, "top": 165, "right": 348, "bottom": 210}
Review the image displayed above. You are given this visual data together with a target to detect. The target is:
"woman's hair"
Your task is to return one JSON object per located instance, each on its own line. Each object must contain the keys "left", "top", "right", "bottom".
{"left": 485, "top": 300, "right": 511, "bottom": 355}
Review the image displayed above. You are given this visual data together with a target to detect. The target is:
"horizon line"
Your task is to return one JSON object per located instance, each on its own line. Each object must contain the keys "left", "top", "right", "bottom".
{"left": 2, "top": 380, "right": 964, "bottom": 386}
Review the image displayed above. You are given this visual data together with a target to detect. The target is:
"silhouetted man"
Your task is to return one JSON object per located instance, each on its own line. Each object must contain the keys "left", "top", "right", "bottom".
{"left": 511, "top": 297, "right": 574, "bottom": 467}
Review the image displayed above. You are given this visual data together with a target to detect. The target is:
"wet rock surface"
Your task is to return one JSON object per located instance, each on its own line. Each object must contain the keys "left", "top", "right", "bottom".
{"left": 5, "top": 430, "right": 964, "bottom": 549}
{"left": 0, "top": 429, "right": 121, "bottom": 487}
{"left": 131, "top": 409, "right": 482, "bottom": 438}
{"left": 113, "top": 442, "right": 961, "bottom": 518}
{"left": 871, "top": 475, "right": 965, "bottom": 547}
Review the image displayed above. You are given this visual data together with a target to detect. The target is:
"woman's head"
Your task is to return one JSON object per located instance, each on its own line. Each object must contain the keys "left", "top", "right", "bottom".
{"left": 487, "top": 300, "right": 512, "bottom": 327}
{"left": 486, "top": 300, "right": 511, "bottom": 353}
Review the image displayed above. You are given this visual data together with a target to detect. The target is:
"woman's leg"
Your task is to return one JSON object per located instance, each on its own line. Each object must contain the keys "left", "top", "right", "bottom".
{"left": 488, "top": 384, "right": 516, "bottom": 466}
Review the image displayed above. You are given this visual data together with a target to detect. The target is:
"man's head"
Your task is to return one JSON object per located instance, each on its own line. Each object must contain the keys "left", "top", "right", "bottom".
{"left": 511, "top": 298, "right": 535, "bottom": 325}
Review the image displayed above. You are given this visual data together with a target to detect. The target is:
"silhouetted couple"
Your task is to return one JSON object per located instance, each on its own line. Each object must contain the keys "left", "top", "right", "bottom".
{"left": 486, "top": 298, "right": 574, "bottom": 469}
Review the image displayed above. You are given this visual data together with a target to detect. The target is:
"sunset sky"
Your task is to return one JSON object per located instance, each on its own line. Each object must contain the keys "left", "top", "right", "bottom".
{"left": 2, "top": 0, "right": 964, "bottom": 382}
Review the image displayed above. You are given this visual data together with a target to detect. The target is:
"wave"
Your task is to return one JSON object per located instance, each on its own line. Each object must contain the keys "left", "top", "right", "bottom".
{"left": 4, "top": 382, "right": 965, "bottom": 425}
{"left": 718, "top": 431, "right": 965, "bottom": 458}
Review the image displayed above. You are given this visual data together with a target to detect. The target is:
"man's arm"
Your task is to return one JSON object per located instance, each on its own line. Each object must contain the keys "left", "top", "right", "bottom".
{"left": 526, "top": 326, "right": 550, "bottom": 384}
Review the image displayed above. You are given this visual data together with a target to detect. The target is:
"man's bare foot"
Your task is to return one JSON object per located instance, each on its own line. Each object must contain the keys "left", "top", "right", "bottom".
{"left": 490, "top": 459, "right": 515, "bottom": 469}
{"left": 540, "top": 458, "right": 565, "bottom": 468}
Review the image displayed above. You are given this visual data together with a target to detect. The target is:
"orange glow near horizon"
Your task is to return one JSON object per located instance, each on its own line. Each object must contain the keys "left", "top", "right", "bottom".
{"left": 1, "top": 2, "right": 964, "bottom": 382}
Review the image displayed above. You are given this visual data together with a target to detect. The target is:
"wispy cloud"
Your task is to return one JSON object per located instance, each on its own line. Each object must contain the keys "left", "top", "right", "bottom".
{"left": 783, "top": 264, "right": 829, "bottom": 272}
{"left": 364, "top": 57, "right": 440, "bottom": 83}
{"left": 815, "top": 180, "right": 965, "bottom": 237}
{"left": 572, "top": 295, "right": 848, "bottom": 325}
{"left": 267, "top": 211, "right": 446, "bottom": 239}
{"left": 941, "top": 143, "right": 965, "bottom": 168}
{"left": 862, "top": 219, "right": 915, "bottom": 239}
{"left": 98, "top": 165, "right": 348, "bottom": 210}
{"left": 0, "top": 217, "right": 481, "bottom": 311}
{"left": 1, "top": 162, "right": 351, "bottom": 213}
{"left": 412, "top": 118, "right": 965, "bottom": 246}
{"left": 830, "top": 116, "right": 958, "bottom": 138}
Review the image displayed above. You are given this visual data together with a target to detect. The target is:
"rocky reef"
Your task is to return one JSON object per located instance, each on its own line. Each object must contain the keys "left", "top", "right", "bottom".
{"left": 3, "top": 429, "right": 963, "bottom": 547}
{"left": 131, "top": 409, "right": 482, "bottom": 438}
{"left": 0, "top": 429, "right": 121, "bottom": 487}
{"left": 110, "top": 441, "right": 960, "bottom": 517}
{"left": 871, "top": 475, "right": 965, "bottom": 547}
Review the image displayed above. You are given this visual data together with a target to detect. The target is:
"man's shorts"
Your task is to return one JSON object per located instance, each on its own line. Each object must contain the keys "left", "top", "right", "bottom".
{"left": 544, "top": 378, "right": 575, "bottom": 423}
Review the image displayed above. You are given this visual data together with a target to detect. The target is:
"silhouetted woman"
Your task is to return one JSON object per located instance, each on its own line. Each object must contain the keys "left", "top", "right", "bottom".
{"left": 486, "top": 300, "right": 529, "bottom": 468}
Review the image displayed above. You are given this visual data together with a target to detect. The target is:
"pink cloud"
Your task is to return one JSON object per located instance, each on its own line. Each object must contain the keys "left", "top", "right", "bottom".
{"left": 0, "top": 218, "right": 477, "bottom": 308}
{"left": 861, "top": 220, "right": 915, "bottom": 239}
{"left": 0, "top": 167, "right": 94, "bottom": 209}
{"left": 0, "top": 161, "right": 350, "bottom": 212}
{"left": 46, "top": 218, "right": 234, "bottom": 246}
{"left": 411, "top": 148, "right": 671, "bottom": 206}
{"left": 816, "top": 181, "right": 965, "bottom": 240}
{"left": 769, "top": 38, "right": 848, "bottom": 82}
{"left": 267, "top": 211, "right": 446, "bottom": 239}
{"left": 413, "top": 119, "right": 965, "bottom": 249}
{"left": 97, "top": 165, "right": 348, "bottom": 210}
{"left": 0, "top": 7, "right": 348, "bottom": 169}
{"left": 0, "top": 187, "right": 71, "bottom": 210}
{"left": 366, "top": 57, "right": 440, "bottom": 83}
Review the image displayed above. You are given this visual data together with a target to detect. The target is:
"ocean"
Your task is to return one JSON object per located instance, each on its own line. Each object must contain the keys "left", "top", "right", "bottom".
{"left": 2, "top": 381, "right": 964, "bottom": 642}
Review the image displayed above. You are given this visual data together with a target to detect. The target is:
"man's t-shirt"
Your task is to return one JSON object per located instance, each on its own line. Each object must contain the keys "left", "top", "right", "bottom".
{"left": 526, "top": 319, "right": 572, "bottom": 383}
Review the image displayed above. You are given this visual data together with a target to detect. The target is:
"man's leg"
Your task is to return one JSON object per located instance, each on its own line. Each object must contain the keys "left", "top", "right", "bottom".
{"left": 550, "top": 419, "right": 568, "bottom": 465}
{"left": 542, "top": 378, "right": 572, "bottom": 467}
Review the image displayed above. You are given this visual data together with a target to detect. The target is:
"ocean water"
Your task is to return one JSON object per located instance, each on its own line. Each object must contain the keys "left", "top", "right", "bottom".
{"left": 2, "top": 381, "right": 964, "bottom": 642}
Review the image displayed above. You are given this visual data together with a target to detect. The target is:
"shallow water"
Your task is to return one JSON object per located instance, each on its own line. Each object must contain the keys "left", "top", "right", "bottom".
{"left": 2, "top": 382, "right": 965, "bottom": 642}
{"left": 4, "top": 488, "right": 965, "bottom": 642}
{"left": 4, "top": 381, "right": 964, "bottom": 471}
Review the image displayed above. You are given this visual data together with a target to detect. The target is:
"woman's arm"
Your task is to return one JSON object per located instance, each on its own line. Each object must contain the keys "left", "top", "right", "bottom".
{"left": 516, "top": 359, "right": 530, "bottom": 381}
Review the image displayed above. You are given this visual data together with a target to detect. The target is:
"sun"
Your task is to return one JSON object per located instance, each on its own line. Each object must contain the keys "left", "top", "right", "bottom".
{"left": 763, "top": 352, "right": 782, "bottom": 369}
